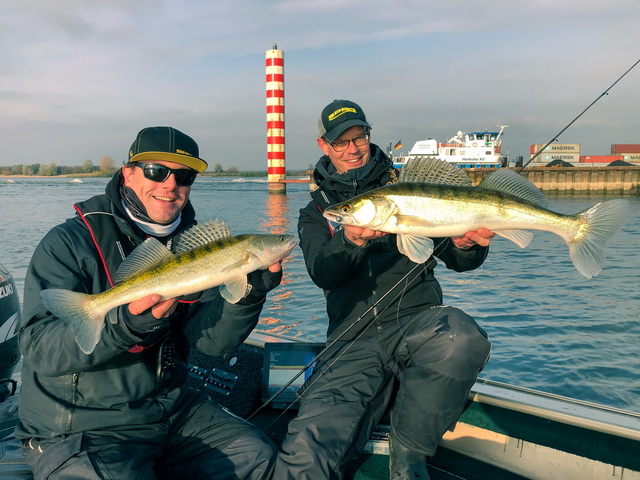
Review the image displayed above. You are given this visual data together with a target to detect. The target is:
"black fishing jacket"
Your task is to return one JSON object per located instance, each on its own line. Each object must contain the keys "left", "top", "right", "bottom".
{"left": 17, "top": 172, "right": 267, "bottom": 439}
{"left": 298, "top": 144, "right": 490, "bottom": 341}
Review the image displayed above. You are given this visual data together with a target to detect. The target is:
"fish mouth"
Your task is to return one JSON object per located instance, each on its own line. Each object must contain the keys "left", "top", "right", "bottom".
{"left": 266, "top": 239, "right": 298, "bottom": 262}
{"left": 322, "top": 211, "right": 343, "bottom": 223}
{"left": 284, "top": 241, "right": 298, "bottom": 258}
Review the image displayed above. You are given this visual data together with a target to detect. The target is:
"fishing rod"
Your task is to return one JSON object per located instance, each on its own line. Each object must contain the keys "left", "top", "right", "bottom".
{"left": 247, "top": 259, "right": 427, "bottom": 421}
{"left": 247, "top": 225, "right": 465, "bottom": 421}
{"left": 518, "top": 57, "right": 640, "bottom": 172}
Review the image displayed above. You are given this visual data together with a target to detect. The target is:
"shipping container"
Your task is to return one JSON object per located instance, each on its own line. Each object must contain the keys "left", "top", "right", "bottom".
{"left": 530, "top": 143, "right": 580, "bottom": 154}
{"left": 623, "top": 153, "right": 640, "bottom": 162}
{"left": 579, "top": 155, "right": 623, "bottom": 163}
{"left": 528, "top": 153, "right": 580, "bottom": 163}
{"left": 611, "top": 144, "right": 640, "bottom": 154}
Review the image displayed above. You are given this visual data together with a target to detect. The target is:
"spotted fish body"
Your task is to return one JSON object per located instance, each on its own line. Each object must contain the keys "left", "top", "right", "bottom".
{"left": 41, "top": 220, "right": 297, "bottom": 353}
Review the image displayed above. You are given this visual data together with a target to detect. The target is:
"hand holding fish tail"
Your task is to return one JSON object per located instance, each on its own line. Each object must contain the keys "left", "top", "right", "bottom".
{"left": 452, "top": 228, "right": 496, "bottom": 250}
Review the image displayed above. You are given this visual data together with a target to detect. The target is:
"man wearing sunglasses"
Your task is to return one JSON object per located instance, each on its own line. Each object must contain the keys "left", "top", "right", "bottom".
{"left": 274, "top": 101, "right": 493, "bottom": 479}
{"left": 17, "top": 126, "right": 281, "bottom": 479}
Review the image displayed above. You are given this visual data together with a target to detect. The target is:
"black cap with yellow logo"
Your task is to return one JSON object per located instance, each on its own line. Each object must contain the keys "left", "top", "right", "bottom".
{"left": 317, "top": 100, "right": 371, "bottom": 142}
{"left": 128, "top": 126, "right": 208, "bottom": 172}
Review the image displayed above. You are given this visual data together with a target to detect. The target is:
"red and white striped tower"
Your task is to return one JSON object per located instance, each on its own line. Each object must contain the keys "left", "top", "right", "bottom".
{"left": 266, "top": 43, "right": 286, "bottom": 193}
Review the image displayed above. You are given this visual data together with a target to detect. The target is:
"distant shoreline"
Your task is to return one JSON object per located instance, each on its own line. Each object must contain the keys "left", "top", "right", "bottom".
{"left": 0, "top": 171, "right": 310, "bottom": 179}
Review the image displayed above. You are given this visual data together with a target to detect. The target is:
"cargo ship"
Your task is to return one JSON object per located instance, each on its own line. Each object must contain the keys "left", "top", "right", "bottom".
{"left": 392, "top": 125, "right": 509, "bottom": 169}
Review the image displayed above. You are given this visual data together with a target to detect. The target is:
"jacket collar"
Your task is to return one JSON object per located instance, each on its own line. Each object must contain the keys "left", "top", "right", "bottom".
{"left": 310, "top": 144, "right": 398, "bottom": 211}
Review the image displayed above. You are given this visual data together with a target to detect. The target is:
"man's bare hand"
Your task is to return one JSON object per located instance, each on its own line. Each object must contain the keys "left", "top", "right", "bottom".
{"left": 128, "top": 294, "right": 179, "bottom": 319}
{"left": 343, "top": 225, "right": 387, "bottom": 247}
{"left": 452, "top": 228, "right": 495, "bottom": 249}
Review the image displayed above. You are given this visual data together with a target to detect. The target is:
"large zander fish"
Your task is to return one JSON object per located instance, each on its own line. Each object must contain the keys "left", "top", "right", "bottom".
{"left": 41, "top": 219, "right": 297, "bottom": 354}
{"left": 322, "top": 157, "right": 629, "bottom": 278}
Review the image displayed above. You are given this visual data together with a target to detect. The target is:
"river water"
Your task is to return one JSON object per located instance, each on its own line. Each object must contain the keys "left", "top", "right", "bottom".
{"left": 1, "top": 176, "right": 638, "bottom": 413}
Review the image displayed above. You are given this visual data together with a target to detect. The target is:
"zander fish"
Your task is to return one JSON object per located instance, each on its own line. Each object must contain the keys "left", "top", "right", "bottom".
{"left": 41, "top": 220, "right": 297, "bottom": 354}
{"left": 322, "top": 157, "right": 629, "bottom": 278}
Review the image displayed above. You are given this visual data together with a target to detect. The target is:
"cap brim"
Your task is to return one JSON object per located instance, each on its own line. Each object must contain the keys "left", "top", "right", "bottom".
{"left": 129, "top": 152, "right": 208, "bottom": 172}
{"left": 323, "top": 119, "right": 371, "bottom": 142}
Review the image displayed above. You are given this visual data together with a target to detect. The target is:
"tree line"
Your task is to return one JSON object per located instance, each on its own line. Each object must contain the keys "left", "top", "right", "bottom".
{"left": 0, "top": 156, "right": 117, "bottom": 177}
{"left": 1, "top": 156, "right": 310, "bottom": 177}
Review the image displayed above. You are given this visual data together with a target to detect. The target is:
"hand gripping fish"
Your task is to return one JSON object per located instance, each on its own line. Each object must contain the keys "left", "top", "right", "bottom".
{"left": 322, "top": 157, "right": 629, "bottom": 278}
{"left": 41, "top": 219, "right": 297, "bottom": 354}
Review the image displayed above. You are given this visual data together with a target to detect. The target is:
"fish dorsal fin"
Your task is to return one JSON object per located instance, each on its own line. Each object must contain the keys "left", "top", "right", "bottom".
{"left": 399, "top": 156, "right": 472, "bottom": 186}
{"left": 173, "top": 219, "right": 232, "bottom": 253}
{"left": 478, "top": 169, "right": 549, "bottom": 207}
{"left": 219, "top": 276, "right": 248, "bottom": 304}
{"left": 115, "top": 238, "right": 174, "bottom": 282}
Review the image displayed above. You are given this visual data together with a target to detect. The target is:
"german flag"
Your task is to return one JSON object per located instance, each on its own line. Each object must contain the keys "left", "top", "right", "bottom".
{"left": 394, "top": 140, "right": 403, "bottom": 150}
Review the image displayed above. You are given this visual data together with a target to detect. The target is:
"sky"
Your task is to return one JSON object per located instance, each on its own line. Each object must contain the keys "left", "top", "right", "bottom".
{"left": 1, "top": 0, "right": 639, "bottom": 172}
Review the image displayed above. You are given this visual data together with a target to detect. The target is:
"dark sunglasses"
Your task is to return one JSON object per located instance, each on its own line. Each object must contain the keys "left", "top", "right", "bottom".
{"left": 133, "top": 162, "right": 198, "bottom": 187}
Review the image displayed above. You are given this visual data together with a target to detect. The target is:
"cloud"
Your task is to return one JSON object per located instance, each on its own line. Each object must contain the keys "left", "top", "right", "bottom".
{"left": 1, "top": 1, "right": 639, "bottom": 170}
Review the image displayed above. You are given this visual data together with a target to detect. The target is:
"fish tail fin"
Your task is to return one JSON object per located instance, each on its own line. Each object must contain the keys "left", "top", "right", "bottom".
{"left": 40, "top": 289, "right": 105, "bottom": 354}
{"left": 568, "top": 199, "right": 630, "bottom": 278}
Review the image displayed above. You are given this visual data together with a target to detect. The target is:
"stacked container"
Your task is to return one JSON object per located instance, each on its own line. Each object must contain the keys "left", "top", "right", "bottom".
{"left": 529, "top": 143, "right": 580, "bottom": 165}
{"left": 611, "top": 144, "right": 640, "bottom": 163}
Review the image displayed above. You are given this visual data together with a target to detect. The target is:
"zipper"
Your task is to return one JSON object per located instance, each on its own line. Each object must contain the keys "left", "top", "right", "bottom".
{"left": 352, "top": 178, "right": 360, "bottom": 194}
{"left": 367, "top": 256, "right": 382, "bottom": 332}
{"left": 66, "top": 373, "right": 79, "bottom": 431}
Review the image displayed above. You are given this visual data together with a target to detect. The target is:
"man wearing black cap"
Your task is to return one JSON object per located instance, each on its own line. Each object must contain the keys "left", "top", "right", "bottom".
{"left": 17, "top": 126, "right": 282, "bottom": 479}
{"left": 273, "top": 101, "right": 493, "bottom": 479}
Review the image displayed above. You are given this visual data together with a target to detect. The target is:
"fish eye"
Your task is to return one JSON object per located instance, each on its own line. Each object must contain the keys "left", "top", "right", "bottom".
{"left": 340, "top": 205, "right": 351, "bottom": 213}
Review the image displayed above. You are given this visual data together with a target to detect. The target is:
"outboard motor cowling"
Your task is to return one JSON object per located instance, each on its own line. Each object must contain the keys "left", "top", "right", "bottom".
{"left": 0, "top": 263, "right": 21, "bottom": 384}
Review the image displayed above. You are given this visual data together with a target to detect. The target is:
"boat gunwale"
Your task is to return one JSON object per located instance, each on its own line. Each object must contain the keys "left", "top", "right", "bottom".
{"left": 251, "top": 330, "right": 640, "bottom": 441}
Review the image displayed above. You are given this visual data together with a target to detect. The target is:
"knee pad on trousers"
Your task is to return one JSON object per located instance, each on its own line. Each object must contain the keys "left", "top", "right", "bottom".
{"left": 402, "top": 306, "right": 491, "bottom": 380}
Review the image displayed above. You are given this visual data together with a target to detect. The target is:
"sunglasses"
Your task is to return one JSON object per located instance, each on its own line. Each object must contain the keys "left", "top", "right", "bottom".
{"left": 133, "top": 162, "right": 198, "bottom": 187}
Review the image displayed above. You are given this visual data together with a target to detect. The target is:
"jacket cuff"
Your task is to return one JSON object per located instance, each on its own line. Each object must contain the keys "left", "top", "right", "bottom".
{"left": 236, "top": 290, "right": 267, "bottom": 306}
{"left": 106, "top": 306, "right": 146, "bottom": 343}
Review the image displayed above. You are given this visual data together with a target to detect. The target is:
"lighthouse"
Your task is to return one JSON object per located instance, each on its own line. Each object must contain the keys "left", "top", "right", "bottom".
{"left": 266, "top": 43, "right": 286, "bottom": 193}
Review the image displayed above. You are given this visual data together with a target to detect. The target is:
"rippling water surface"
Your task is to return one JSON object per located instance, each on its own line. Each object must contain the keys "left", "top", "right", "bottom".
{"left": 1, "top": 176, "right": 638, "bottom": 412}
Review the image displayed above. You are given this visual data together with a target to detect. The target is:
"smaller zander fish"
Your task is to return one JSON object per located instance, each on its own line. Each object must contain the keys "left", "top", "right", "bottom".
{"left": 322, "top": 157, "right": 629, "bottom": 279}
{"left": 41, "top": 219, "right": 297, "bottom": 354}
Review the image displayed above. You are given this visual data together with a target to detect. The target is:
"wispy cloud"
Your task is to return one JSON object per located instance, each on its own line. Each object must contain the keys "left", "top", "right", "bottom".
{"left": 1, "top": 1, "right": 638, "bottom": 169}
